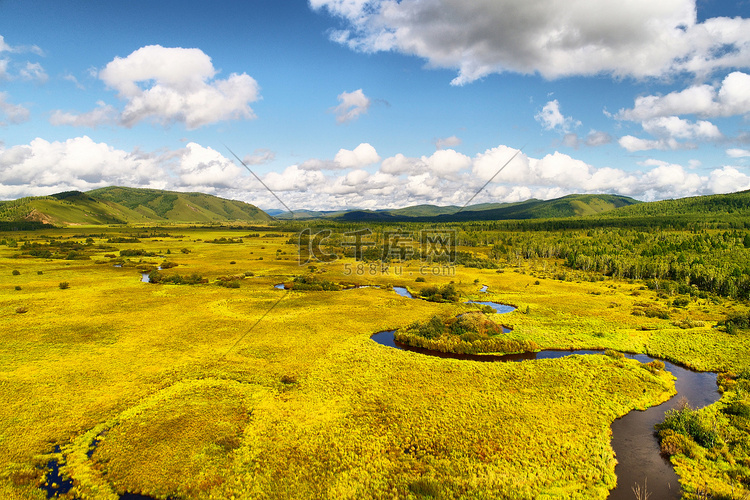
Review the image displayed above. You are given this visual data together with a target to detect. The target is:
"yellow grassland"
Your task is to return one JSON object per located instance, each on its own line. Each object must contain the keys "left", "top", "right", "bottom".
{"left": 0, "top": 227, "right": 745, "bottom": 499}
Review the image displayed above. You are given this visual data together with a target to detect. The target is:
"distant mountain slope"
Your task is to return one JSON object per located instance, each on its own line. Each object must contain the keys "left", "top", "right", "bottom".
{"left": 599, "top": 190, "right": 750, "bottom": 218}
{"left": 0, "top": 187, "right": 272, "bottom": 226}
{"left": 441, "top": 194, "right": 640, "bottom": 221}
{"left": 385, "top": 204, "right": 461, "bottom": 217}
{"left": 331, "top": 194, "right": 640, "bottom": 222}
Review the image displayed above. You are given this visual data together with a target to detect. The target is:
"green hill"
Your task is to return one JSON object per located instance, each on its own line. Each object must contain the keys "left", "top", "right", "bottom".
{"left": 599, "top": 190, "right": 750, "bottom": 219}
{"left": 441, "top": 194, "right": 640, "bottom": 221}
{"left": 331, "top": 194, "right": 640, "bottom": 222}
{"left": 0, "top": 187, "right": 272, "bottom": 226}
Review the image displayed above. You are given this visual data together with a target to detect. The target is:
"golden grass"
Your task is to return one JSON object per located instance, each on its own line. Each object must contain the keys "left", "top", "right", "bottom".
{"left": 0, "top": 226, "right": 744, "bottom": 498}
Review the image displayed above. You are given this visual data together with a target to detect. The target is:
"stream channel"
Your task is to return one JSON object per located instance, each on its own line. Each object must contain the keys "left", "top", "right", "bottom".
{"left": 371, "top": 286, "right": 720, "bottom": 499}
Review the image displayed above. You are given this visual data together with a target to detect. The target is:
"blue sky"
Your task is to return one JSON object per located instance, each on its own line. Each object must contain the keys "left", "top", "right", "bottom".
{"left": 1, "top": 0, "right": 749, "bottom": 211}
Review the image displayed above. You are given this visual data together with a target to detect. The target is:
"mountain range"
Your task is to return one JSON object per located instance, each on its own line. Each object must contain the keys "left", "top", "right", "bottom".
{"left": 1, "top": 187, "right": 748, "bottom": 226}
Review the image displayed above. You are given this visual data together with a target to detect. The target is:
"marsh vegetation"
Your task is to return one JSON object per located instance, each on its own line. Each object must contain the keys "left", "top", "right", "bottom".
{"left": 0, "top": 218, "right": 748, "bottom": 499}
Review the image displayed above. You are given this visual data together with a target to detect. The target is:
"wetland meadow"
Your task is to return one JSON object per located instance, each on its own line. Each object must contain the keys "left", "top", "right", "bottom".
{"left": 0, "top": 217, "right": 748, "bottom": 499}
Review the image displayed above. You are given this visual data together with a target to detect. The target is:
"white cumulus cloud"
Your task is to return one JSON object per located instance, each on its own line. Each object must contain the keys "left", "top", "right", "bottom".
{"left": 331, "top": 89, "right": 371, "bottom": 123}
{"left": 54, "top": 45, "right": 261, "bottom": 130}
{"left": 176, "top": 143, "right": 246, "bottom": 188}
{"left": 0, "top": 136, "right": 167, "bottom": 198}
{"left": 312, "top": 0, "right": 750, "bottom": 84}
{"left": 333, "top": 143, "right": 381, "bottom": 169}
{"left": 617, "top": 72, "right": 750, "bottom": 121}
{"left": 535, "top": 100, "right": 580, "bottom": 133}
{"left": 641, "top": 116, "right": 722, "bottom": 140}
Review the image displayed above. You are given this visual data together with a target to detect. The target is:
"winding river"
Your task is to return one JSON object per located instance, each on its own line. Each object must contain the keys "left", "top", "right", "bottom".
{"left": 372, "top": 286, "right": 720, "bottom": 499}
{"left": 84, "top": 281, "right": 719, "bottom": 498}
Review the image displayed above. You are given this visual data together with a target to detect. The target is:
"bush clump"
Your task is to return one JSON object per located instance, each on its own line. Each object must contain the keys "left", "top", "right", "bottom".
{"left": 671, "top": 318, "right": 705, "bottom": 329}
{"left": 419, "top": 283, "right": 459, "bottom": 302}
{"left": 396, "top": 312, "right": 536, "bottom": 355}
{"left": 148, "top": 271, "right": 205, "bottom": 285}
{"left": 657, "top": 403, "right": 718, "bottom": 450}
{"left": 718, "top": 312, "right": 750, "bottom": 335}
{"left": 291, "top": 274, "right": 341, "bottom": 291}
{"left": 631, "top": 304, "right": 670, "bottom": 319}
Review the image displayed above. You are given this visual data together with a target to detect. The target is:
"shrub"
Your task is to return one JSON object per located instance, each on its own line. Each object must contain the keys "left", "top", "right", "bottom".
{"left": 722, "top": 400, "right": 750, "bottom": 418}
{"left": 15, "top": 306, "right": 28, "bottom": 314}
{"left": 58, "top": 282, "right": 69, "bottom": 289}
{"left": 11, "top": 270, "right": 20, "bottom": 275}
{"left": 644, "top": 360, "right": 665, "bottom": 374}
{"left": 37, "top": 271, "right": 43, "bottom": 275}
{"left": 415, "top": 277, "right": 426, "bottom": 282}
{"left": 657, "top": 405, "right": 718, "bottom": 449}
{"left": 659, "top": 429, "right": 700, "bottom": 458}
{"left": 605, "top": 349, "right": 625, "bottom": 359}
{"left": 418, "top": 315, "right": 446, "bottom": 339}
{"left": 14, "top": 286, "right": 21, "bottom": 291}
{"left": 671, "top": 318, "right": 705, "bottom": 329}
{"left": 672, "top": 297, "right": 690, "bottom": 308}
{"left": 217, "top": 280, "right": 240, "bottom": 289}
{"left": 180, "top": 248, "right": 191, "bottom": 254}
{"left": 718, "top": 312, "right": 750, "bottom": 334}
{"left": 419, "top": 283, "right": 459, "bottom": 302}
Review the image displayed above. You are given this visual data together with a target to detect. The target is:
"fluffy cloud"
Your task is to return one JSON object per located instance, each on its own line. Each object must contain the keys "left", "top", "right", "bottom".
{"left": 54, "top": 45, "right": 260, "bottom": 130}
{"left": 641, "top": 116, "right": 722, "bottom": 140}
{"left": 435, "top": 135, "right": 462, "bottom": 150}
{"left": 535, "top": 100, "right": 580, "bottom": 133}
{"left": 708, "top": 166, "right": 750, "bottom": 193}
{"left": 331, "top": 89, "right": 370, "bottom": 123}
{"left": 0, "top": 92, "right": 30, "bottom": 125}
{"left": 380, "top": 153, "right": 423, "bottom": 175}
{"left": 472, "top": 145, "right": 531, "bottom": 184}
{"left": 1, "top": 136, "right": 749, "bottom": 210}
{"left": 312, "top": 0, "right": 750, "bottom": 84}
{"left": 0, "top": 136, "right": 167, "bottom": 198}
{"left": 334, "top": 143, "right": 380, "bottom": 168}
{"left": 617, "top": 72, "right": 750, "bottom": 121}
{"left": 176, "top": 143, "right": 246, "bottom": 188}
{"left": 617, "top": 116, "right": 721, "bottom": 152}
{"left": 422, "top": 149, "right": 471, "bottom": 176}
{"left": 263, "top": 165, "right": 326, "bottom": 192}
